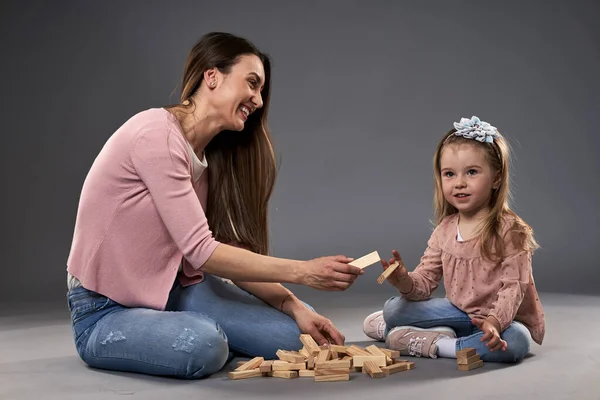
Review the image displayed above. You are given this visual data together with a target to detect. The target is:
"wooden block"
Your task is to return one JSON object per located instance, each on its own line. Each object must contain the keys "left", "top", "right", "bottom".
{"left": 381, "top": 362, "right": 410, "bottom": 375}
{"left": 363, "top": 360, "right": 385, "bottom": 379}
{"left": 328, "top": 345, "right": 349, "bottom": 354}
{"left": 330, "top": 350, "right": 339, "bottom": 359}
{"left": 315, "top": 368, "right": 352, "bottom": 376}
{"left": 458, "top": 359, "right": 484, "bottom": 371}
{"left": 276, "top": 349, "right": 305, "bottom": 363}
{"left": 269, "top": 370, "right": 298, "bottom": 379}
{"left": 315, "top": 374, "right": 350, "bottom": 382}
{"left": 456, "top": 347, "right": 477, "bottom": 359}
{"left": 379, "top": 348, "right": 401, "bottom": 359}
{"left": 317, "top": 349, "right": 331, "bottom": 364}
{"left": 298, "top": 369, "right": 315, "bottom": 377}
{"left": 346, "top": 345, "right": 371, "bottom": 357}
{"left": 315, "top": 359, "right": 351, "bottom": 369}
{"left": 457, "top": 354, "right": 481, "bottom": 365}
{"left": 236, "top": 361, "right": 246, "bottom": 367}
{"left": 349, "top": 251, "right": 381, "bottom": 269}
{"left": 259, "top": 360, "right": 274, "bottom": 373}
{"left": 306, "top": 356, "right": 315, "bottom": 370}
{"left": 271, "top": 361, "right": 306, "bottom": 371}
{"left": 400, "top": 361, "right": 415, "bottom": 370}
{"left": 299, "top": 334, "right": 320, "bottom": 355}
{"left": 228, "top": 368, "right": 263, "bottom": 380}
{"left": 234, "top": 356, "right": 264, "bottom": 372}
{"left": 366, "top": 345, "right": 393, "bottom": 364}
{"left": 299, "top": 346, "right": 311, "bottom": 358}
{"left": 352, "top": 355, "right": 387, "bottom": 367}
{"left": 342, "top": 355, "right": 352, "bottom": 361}
{"left": 377, "top": 261, "right": 400, "bottom": 284}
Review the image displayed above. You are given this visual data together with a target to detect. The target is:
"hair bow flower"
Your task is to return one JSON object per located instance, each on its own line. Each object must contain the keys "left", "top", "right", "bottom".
{"left": 452, "top": 116, "right": 498, "bottom": 143}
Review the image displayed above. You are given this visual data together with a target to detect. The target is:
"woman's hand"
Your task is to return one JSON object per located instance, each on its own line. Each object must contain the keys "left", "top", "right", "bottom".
{"left": 293, "top": 307, "right": 345, "bottom": 346}
{"left": 472, "top": 317, "right": 508, "bottom": 352}
{"left": 382, "top": 250, "right": 413, "bottom": 293}
{"left": 299, "top": 255, "right": 363, "bottom": 291}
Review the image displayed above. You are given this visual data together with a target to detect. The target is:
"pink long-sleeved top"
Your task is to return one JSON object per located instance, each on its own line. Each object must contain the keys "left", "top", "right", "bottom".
{"left": 403, "top": 213, "right": 545, "bottom": 345}
{"left": 67, "top": 108, "right": 220, "bottom": 310}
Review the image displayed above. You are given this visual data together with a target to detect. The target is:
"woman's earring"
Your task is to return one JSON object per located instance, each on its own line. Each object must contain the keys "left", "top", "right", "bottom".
{"left": 210, "top": 80, "right": 216, "bottom": 87}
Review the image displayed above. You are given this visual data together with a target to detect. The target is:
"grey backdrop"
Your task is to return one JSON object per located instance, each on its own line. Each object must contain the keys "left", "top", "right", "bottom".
{"left": 1, "top": 0, "right": 598, "bottom": 305}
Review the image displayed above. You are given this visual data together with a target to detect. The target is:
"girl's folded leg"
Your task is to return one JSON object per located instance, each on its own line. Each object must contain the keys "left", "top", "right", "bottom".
{"left": 457, "top": 321, "right": 532, "bottom": 363}
{"left": 167, "top": 274, "right": 310, "bottom": 359}
{"left": 382, "top": 296, "right": 474, "bottom": 336}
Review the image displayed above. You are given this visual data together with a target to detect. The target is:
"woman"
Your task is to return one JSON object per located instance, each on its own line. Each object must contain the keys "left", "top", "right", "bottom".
{"left": 66, "top": 32, "right": 363, "bottom": 379}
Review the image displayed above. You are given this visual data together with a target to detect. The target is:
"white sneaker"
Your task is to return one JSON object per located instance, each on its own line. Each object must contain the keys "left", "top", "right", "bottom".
{"left": 362, "top": 310, "right": 386, "bottom": 341}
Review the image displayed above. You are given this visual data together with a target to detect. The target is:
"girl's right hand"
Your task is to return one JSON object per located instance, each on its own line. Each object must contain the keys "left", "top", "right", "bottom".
{"left": 382, "top": 250, "right": 412, "bottom": 292}
{"left": 300, "top": 255, "right": 364, "bottom": 291}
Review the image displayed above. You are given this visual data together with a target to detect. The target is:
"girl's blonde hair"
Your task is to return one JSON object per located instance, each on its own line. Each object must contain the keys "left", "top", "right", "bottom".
{"left": 432, "top": 129, "right": 539, "bottom": 261}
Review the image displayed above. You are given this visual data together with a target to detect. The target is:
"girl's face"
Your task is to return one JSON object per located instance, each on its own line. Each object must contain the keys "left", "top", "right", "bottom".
{"left": 440, "top": 142, "right": 500, "bottom": 219}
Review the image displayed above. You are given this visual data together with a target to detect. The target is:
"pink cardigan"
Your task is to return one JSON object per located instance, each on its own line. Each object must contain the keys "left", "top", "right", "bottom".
{"left": 67, "top": 108, "right": 221, "bottom": 310}
{"left": 403, "top": 213, "right": 545, "bottom": 345}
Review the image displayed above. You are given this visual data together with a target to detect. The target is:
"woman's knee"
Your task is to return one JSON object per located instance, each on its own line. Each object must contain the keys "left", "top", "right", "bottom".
{"left": 176, "top": 314, "right": 230, "bottom": 379}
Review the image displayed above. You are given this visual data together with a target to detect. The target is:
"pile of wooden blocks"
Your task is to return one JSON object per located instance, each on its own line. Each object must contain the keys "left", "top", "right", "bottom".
{"left": 456, "top": 347, "right": 483, "bottom": 371}
{"left": 229, "top": 334, "right": 415, "bottom": 382}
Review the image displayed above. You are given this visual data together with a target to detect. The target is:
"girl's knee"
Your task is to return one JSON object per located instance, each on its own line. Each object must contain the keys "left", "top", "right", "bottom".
{"left": 382, "top": 296, "right": 409, "bottom": 324}
{"left": 501, "top": 327, "right": 531, "bottom": 363}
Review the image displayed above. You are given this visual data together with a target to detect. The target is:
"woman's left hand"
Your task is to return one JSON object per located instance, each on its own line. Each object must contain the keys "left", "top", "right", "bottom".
{"left": 294, "top": 308, "right": 345, "bottom": 346}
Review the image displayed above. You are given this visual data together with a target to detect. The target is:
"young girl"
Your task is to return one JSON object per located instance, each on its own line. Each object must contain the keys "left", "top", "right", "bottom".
{"left": 363, "top": 116, "right": 544, "bottom": 363}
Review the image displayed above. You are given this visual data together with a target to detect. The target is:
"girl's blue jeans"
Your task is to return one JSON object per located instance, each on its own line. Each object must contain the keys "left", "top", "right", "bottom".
{"left": 382, "top": 296, "right": 532, "bottom": 363}
{"left": 66, "top": 274, "right": 309, "bottom": 379}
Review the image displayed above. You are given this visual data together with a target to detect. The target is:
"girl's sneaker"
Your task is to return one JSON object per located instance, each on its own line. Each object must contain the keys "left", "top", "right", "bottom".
{"left": 362, "top": 310, "right": 386, "bottom": 341}
{"left": 385, "top": 326, "right": 457, "bottom": 358}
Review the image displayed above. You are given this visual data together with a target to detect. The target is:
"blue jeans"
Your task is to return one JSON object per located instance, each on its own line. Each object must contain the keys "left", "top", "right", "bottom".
{"left": 66, "top": 274, "right": 309, "bottom": 379}
{"left": 382, "top": 296, "right": 531, "bottom": 363}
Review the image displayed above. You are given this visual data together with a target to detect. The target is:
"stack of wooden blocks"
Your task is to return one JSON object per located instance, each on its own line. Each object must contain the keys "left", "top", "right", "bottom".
{"left": 229, "top": 334, "right": 415, "bottom": 382}
{"left": 456, "top": 347, "right": 483, "bottom": 371}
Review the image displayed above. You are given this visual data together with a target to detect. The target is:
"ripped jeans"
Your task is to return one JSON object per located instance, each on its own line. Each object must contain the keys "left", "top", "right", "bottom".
{"left": 67, "top": 274, "right": 310, "bottom": 379}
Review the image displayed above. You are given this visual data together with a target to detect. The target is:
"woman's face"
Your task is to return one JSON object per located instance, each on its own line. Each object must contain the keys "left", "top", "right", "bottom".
{"left": 210, "top": 54, "right": 265, "bottom": 131}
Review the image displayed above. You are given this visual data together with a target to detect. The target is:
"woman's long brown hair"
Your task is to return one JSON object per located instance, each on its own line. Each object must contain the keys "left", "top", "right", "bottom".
{"left": 170, "top": 32, "right": 277, "bottom": 255}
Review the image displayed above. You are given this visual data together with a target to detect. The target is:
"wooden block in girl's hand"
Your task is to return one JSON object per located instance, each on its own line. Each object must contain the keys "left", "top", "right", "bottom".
{"left": 349, "top": 251, "right": 381, "bottom": 269}
{"left": 377, "top": 261, "right": 400, "bottom": 284}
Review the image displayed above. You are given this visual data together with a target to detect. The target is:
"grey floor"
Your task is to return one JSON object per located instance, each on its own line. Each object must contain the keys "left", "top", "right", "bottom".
{"left": 1, "top": 292, "right": 599, "bottom": 400}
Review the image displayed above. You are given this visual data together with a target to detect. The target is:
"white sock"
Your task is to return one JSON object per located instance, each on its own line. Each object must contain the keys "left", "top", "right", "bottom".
{"left": 436, "top": 337, "right": 457, "bottom": 358}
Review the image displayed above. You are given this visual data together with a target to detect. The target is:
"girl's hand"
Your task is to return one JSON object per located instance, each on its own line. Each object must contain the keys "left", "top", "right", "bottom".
{"left": 382, "top": 250, "right": 412, "bottom": 293}
{"left": 472, "top": 317, "right": 508, "bottom": 352}
{"left": 293, "top": 308, "right": 345, "bottom": 346}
